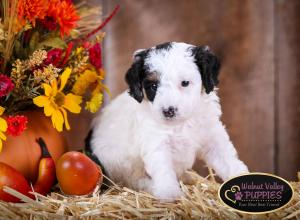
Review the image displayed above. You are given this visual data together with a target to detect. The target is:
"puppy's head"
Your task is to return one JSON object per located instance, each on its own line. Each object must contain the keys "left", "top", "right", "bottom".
{"left": 125, "top": 42, "right": 220, "bottom": 122}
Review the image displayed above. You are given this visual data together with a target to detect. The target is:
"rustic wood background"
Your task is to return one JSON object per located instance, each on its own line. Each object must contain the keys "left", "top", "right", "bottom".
{"left": 65, "top": 0, "right": 300, "bottom": 180}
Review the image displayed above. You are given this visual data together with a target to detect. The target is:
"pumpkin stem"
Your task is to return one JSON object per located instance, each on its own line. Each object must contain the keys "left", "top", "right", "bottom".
{"left": 36, "top": 138, "right": 51, "bottom": 158}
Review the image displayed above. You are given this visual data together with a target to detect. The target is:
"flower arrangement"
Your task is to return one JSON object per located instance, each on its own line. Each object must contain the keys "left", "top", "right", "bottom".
{"left": 0, "top": 0, "right": 119, "bottom": 150}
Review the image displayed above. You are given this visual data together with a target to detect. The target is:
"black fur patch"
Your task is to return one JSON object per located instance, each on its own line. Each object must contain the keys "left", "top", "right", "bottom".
{"left": 191, "top": 46, "right": 220, "bottom": 94}
{"left": 155, "top": 42, "right": 172, "bottom": 51}
{"left": 125, "top": 43, "right": 172, "bottom": 103}
{"left": 84, "top": 130, "right": 109, "bottom": 189}
{"left": 84, "top": 130, "right": 105, "bottom": 170}
{"left": 125, "top": 50, "right": 150, "bottom": 103}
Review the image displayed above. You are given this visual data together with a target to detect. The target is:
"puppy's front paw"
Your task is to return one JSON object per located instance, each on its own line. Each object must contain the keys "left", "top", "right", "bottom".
{"left": 234, "top": 161, "right": 249, "bottom": 175}
{"left": 225, "top": 161, "right": 249, "bottom": 180}
{"left": 152, "top": 181, "right": 183, "bottom": 202}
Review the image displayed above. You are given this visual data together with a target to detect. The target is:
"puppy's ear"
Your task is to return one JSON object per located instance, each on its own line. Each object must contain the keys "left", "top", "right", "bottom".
{"left": 125, "top": 49, "right": 148, "bottom": 103}
{"left": 192, "top": 46, "right": 221, "bottom": 94}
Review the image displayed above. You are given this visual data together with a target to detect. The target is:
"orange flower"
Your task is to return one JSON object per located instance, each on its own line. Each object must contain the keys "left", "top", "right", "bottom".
{"left": 18, "top": 0, "right": 47, "bottom": 26}
{"left": 47, "top": 0, "right": 79, "bottom": 37}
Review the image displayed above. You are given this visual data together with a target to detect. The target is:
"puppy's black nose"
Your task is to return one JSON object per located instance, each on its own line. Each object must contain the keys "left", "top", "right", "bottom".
{"left": 163, "top": 106, "right": 177, "bottom": 118}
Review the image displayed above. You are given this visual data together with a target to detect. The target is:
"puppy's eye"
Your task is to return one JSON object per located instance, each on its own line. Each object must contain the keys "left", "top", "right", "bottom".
{"left": 150, "top": 83, "right": 157, "bottom": 90}
{"left": 145, "top": 82, "right": 157, "bottom": 91}
{"left": 181, "top": 81, "right": 190, "bottom": 87}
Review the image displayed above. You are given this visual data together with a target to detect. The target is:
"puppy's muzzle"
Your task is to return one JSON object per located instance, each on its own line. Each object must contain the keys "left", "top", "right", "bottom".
{"left": 162, "top": 106, "right": 177, "bottom": 118}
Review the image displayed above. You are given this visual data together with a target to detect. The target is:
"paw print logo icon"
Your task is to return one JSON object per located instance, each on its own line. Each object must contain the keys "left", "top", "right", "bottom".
{"left": 235, "top": 192, "right": 243, "bottom": 201}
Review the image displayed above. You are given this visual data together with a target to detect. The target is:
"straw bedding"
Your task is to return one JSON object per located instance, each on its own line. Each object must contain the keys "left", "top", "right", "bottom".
{"left": 0, "top": 171, "right": 299, "bottom": 220}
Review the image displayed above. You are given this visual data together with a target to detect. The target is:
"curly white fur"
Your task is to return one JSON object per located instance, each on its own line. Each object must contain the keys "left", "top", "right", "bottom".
{"left": 90, "top": 42, "right": 248, "bottom": 201}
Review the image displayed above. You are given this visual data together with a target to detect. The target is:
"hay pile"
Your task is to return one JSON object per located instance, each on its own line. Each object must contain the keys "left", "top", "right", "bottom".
{"left": 0, "top": 172, "right": 299, "bottom": 220}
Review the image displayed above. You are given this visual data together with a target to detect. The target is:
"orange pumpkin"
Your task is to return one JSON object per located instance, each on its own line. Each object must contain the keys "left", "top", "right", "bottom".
{"left": 0, "top": 111, "right": 67, "bottom": 182}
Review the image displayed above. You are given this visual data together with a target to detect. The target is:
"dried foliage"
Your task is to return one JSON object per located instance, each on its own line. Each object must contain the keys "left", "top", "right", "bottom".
{"left": 0, "top": 172, "right": 299, "bottom": 220}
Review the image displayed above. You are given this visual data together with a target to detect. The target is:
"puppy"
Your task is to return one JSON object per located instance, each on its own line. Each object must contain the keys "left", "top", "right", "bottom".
{"left": 89, "top": 42, "right": 248, "bottom": 201}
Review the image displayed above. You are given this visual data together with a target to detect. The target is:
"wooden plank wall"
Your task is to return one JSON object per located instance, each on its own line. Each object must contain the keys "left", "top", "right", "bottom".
{"left": 275, "top": 0, "right": 300, "bottom": 180}
{"left": 65, "top": 0, "right": 300, "bottom": 180}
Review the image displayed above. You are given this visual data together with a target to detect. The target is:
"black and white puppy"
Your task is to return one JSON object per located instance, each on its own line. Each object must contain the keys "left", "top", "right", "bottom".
{"left": 89, "top": 42, "right": 248, "bottom": 201}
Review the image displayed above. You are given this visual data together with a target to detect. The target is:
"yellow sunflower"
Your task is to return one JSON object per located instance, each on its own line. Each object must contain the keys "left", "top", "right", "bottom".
{"left": 85, "top": 86, "right": 103, "bottom": 113}
{"left": 33, "top": 68, "right": 82, "bottom": 132}
{"left": 72, "top": 68, "right": 109, "bottom": 113}
{"left": 0, "top": 106, "right": 7, "bottom": 152}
